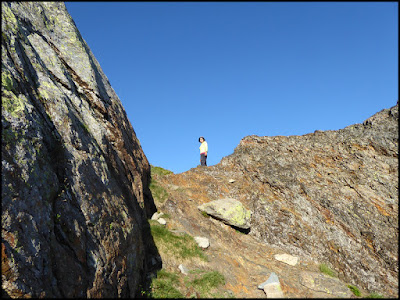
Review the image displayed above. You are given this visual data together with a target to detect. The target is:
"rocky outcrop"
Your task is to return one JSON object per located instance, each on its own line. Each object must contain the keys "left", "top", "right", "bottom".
{"left": 2, "top": 2, "right": 156, "bottom": 298}
{"left": 218, "top": 103, "right": 398, "bottom": 295}
{"left": 154, "top": 102, "right": 398, "bottom": 297}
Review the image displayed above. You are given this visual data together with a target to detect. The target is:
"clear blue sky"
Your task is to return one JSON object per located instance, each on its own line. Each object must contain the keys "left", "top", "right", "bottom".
{"left": 65, "top": 2, "right": 398, "bottom": 174}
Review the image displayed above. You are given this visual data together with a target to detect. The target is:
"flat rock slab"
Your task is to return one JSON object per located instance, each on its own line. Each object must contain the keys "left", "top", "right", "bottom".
{"left": 300, "top": 271, "right": 353, "bottom": 298}
{"left": 197, "top": 198, "right": 252, "bottom": 229}
{"left": 258, "top": 272, "right": 284, "bottom": 298}
{"left": 264, "top": 283, "right": 285, "bottom": 298}
{"left": 274, "top": 253, "right": 299, "bottom": 266}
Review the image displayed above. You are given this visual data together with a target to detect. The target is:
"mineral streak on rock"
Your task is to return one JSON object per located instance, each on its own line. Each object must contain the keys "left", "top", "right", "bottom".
{"left": 2, "top": 2, "right": 156, "bottom": 298}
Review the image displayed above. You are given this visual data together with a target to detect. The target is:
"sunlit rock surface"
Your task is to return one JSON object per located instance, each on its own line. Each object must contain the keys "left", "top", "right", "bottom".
{"left": 155, "top": 102, "right": 398, "bottom": 297}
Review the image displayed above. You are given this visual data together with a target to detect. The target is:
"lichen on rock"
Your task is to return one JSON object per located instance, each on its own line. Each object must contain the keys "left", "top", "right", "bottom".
{"left": 198, "top": 198, "right": 252, "bottom": 229}
{"left": 1, "top": 2, "right": 157, "bottom": 298}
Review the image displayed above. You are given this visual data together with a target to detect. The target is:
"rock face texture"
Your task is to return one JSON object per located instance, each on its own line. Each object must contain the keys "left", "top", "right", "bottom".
{"left": 219, "top": 103, "right": 398, "bottom": 295}
{"left": 154, "top": 102, "right": 398, "bottom": 297}
{"left": 2, "top": 2, "right": 156, "bottom": 298}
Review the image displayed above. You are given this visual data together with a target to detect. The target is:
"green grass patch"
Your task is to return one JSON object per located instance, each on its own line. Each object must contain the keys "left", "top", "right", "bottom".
{"left": 200, "top": 211, "right": 209, "bottom": 218}
{"left": 149, "top": 179, "right": 169, "bottom": 204}
{"left": 149, "top": 166, "right": 173, "bottom": 204}
{"left": 365, "top": 292, "right": 383, "bottom": 298}
{"left": 319, "top": 263, "right": 337, "bottom": 277}
{"left": 150, "top": 222, "right": 207, "bottom": 261}
{"left": 187, "top": 270, "right": 226, "bottom": 297}
{"left": 151, "top": 269, "right": 184, "bottom": 298}
{"left": 347, "top": 284, "right": 361, "bottom": 297}
{"left": 151, "top": 165, "right": 173, "bottom": 176}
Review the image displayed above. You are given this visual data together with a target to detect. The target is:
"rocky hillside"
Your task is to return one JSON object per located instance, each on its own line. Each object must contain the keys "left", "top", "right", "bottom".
{"left": 148, "top": 102, "right": 398, "bottom": 298}
{"left": 2, "top": 2, "right": 156, "bottom": 297}
{"left": 2, "top": 1, "right": 398, "bottom": 298}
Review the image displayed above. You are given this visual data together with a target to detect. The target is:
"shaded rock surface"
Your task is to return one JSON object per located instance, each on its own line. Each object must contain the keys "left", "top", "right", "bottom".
{"left": 153, "top": 102, "right": 398, "bottom": 297}
{"left": 2, "top": 2, "right": 156, "bottom": 298}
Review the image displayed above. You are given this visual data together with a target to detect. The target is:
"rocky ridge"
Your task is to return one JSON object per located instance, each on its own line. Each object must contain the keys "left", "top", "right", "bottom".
{"left": 2, "top": 2, "right": 156, "bottom": 297}
{"left": 149, "top": 102, "right": 398, "bottom": 298}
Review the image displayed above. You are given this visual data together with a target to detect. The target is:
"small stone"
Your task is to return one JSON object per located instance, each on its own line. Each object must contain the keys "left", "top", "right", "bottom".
{"left": 258, "top": 272, "right": 279, "bottom": 289}
{"left": 228, "top": 179, "right": 236, "bottom": 183}
{"left": 157, "top": 218, "right": 166, "bottom": 225}
{"left": 194, "top": 236, "right": 210, "bottom": 249}
{"left": 274, "top": 253, "right": 299, "bottom": 266}
{"left": 151, "top": 212, "right": 163, "bottom": 220}
{"left": 178, "top": 264, "right": 189, "bottom": 275}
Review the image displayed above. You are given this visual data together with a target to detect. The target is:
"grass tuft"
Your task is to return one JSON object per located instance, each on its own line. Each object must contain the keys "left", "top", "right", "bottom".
{"left": 190, "top": 270, "right": 225, "bottom": 293}
{"left": 151, "top": 269, "right": 184, "bottom": 298}
{"left": 149, "top": 179, "right": 169, "bottom": 204}
{"left": 319, "top": 263, "right": 337, "bottom": 277}
{"left": 366, "top": 292, "right": 383, "bottom": 298}
{"left": 347, "top": 284, "right": 361, "bottom": 297}
{"left": 151, "top": 165, "right": 173, "bottom": 176}
{"left": 150, "top": 222, "right": 207, "bottom": 261}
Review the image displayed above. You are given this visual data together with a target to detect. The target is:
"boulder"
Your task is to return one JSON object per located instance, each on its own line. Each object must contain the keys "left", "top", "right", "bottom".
{"left": 198, "top": 198, "right": 252, "bottom": 229}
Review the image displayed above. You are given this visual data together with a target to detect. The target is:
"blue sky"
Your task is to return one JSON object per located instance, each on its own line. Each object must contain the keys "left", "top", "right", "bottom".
{"left": 65, "top": 2, "right": 398, "bottom": 174}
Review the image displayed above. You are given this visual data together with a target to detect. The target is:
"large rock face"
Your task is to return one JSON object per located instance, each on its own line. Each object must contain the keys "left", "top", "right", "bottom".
{"left": 153, "top": 102, "right": 398, "bottom": 297}
{"left": 2, "top": 2, "right": 155, "bottom": 297}
{"left": 218, "top": 103, "right": 398, "bottom": 294}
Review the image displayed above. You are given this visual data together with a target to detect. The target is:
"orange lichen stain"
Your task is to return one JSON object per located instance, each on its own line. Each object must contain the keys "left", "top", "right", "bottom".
{"left": 373, "top": 203, "right": 390, "bottom": 216}
{"left": 242, "top": 285, "right": 249, "bottom": 294}
{"left": 2, "top": 231, "right": 16, "bottom": 248}
{"left": 229, "top": 258, "right": 241, "bottom": 268}
{"left": 225, "top": 282, "right": 241, "bottom": 296}
{"left": 226, "top": 282, "right": 250, "bottom": 296}
{"left": 329, "top": 243, "right": 339, "bottom": 253}
{"left": 220, "top": 185, "right": 230, "bottom": 193}
{"left": 351, "top": 143, "right": 370, "bottom": 151}
{"left": 2, "top": 243, "right": 16, "bottom": 282}
{"left": 365, "top": 239, "right": 375, "bottom": 251}
{"left": 341, "top": 225, "right": 356, "bottom": 239}
{"left": 321, "top": 208, "right": 334, "bottom": 224}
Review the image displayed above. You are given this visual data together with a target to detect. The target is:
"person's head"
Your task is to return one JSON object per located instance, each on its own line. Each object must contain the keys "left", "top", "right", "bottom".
{"left": 199, "top": 136, "right": 205, "bottom": 143}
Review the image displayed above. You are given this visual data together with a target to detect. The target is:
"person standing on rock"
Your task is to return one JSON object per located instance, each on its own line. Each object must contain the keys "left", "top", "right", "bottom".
{"left": 199, "top": 136, "right": 208, "bottom": 166}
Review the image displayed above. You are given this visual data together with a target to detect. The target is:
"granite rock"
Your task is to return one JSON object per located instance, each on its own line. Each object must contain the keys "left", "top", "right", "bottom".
{"left": 2, "top": 2, "right": 156, "bottom": 297}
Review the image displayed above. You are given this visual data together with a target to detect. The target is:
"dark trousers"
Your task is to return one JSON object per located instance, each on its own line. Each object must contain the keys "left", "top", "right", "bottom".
{"left": 200, "top": 153, "right": 207, "bottom": 166}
